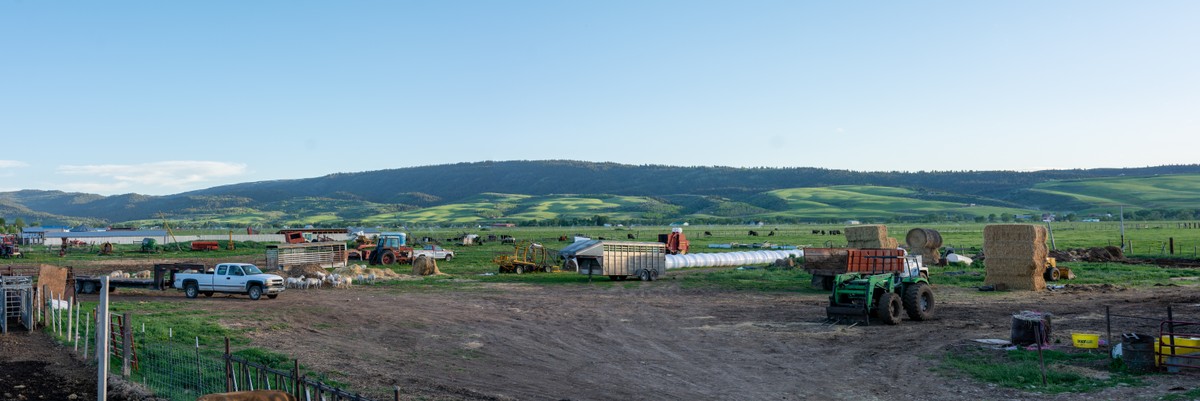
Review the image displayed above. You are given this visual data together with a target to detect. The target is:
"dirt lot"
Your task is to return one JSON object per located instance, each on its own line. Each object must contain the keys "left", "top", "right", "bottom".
{"left": 6, "top": 263, "right": 1200, "bottom": 400}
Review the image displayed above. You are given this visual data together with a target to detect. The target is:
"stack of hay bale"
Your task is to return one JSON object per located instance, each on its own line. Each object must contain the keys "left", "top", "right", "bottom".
{"left": 844, "top": 225, "right": 899, "bottom": 249}
{"left": 983, "top": 224, "right": 1049, "bottom": 291}
{"left": 905, "top": 228, "right": 943, "bottom": 265}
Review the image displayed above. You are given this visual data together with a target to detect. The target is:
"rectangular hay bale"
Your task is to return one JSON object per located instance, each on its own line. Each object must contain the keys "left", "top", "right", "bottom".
{"left": 844, "top": 225, "right": 889, "bottom": 242}
{"left": 984, "top": 224, "right": 1049, "bottom": 291}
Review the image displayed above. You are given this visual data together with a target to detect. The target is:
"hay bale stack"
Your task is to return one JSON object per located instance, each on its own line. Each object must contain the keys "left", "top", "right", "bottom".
{"left": 412, "top": 255, "right": 442, "bottom": 276}
{"left": 844, "top": 225, "right": 898, "bottom": 248}
{"left": 983, "top": 224, "right": 1049, "bottom": 291}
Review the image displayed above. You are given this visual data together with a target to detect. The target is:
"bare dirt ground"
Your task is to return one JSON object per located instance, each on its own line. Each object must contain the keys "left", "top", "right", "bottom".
{"left": 7, "top": 262, "right": 1200, "bottom": 400}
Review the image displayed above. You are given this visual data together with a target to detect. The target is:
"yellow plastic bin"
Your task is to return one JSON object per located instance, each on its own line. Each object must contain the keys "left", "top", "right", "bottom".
{"left": 1072, "top": 333, "right": 1100, "bottom": 349}
{"left": 1158, "top": 336, "right": 1200, "bottom": 365}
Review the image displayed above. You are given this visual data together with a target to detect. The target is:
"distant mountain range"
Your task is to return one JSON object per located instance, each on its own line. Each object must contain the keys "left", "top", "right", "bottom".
{"left": 3, "top": 160, "right": 1199, "bottom": 226}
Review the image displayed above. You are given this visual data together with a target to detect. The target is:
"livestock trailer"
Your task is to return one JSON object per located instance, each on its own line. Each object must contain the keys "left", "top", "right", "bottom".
{"left": 1, "top": 276, "right": 34, "bottom": 333}
{"left": 561, "top": 240, "right": 666, "bottom": 281}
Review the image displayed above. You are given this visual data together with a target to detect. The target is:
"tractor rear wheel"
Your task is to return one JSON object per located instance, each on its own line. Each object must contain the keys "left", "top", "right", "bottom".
{"left": 381, "top": 251, "right": 396, "bottom": 265}
{"left": 877, "top": 292, "right": 903, "bottom": 325}
{"left": 903, "top": 283, "right": 935, "bottom": 321}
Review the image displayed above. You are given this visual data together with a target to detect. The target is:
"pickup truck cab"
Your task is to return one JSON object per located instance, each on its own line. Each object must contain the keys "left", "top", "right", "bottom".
{"left": 173, "top": 263, "right": 285, "bottom": 300}
{"left": 414, "top": 245, "right": 455, "bottom": 261}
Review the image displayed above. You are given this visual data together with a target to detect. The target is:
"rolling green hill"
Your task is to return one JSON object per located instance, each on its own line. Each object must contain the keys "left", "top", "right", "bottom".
{"left": 2, "top": 161, "right": 1200, "bottom": 226}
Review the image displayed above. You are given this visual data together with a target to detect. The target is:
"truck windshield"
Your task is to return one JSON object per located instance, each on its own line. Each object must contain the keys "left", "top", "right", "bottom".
{"left": 241, "top": 265, "right": 263, "bottom": 275}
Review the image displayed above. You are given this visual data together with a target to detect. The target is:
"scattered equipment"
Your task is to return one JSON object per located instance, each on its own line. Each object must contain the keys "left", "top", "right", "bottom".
{"left": 0, "top": 235, "right": 20, "bottom": 258}
{"left": 1042, "top": 257, "right": 1074, "bottom": 281}
{"left": 657, "top": 228, "right": 689, "bottom": 255}
{"left": 140, "top": 238, "right": 158, "bottom": 253}
{"left": 826, "top": 252, "right": 935, "bottom": 325}
{"left": 494, "top": 241, "right": 558, "bottom": 274}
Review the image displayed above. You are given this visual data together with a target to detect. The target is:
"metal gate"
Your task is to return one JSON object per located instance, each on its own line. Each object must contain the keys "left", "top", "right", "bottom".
{"left": 1, "top": 275, "right": 34, "bottom": 333}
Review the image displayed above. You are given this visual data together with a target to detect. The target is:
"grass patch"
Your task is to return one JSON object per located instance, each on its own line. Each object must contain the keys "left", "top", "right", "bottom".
{"left": 928, "top": 262, "right": 1200, "bottom": 289}
{"left": 1162, "top": 388, "right": 1200, "bottom": 401}
{"left": 940, "top": 347, "right": 1142, "bottom": 393}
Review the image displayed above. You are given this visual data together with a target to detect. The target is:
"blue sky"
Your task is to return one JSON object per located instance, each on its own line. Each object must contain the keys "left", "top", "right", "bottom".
{"left": 2, "top": 1, "right": 1197, "bottom": 195}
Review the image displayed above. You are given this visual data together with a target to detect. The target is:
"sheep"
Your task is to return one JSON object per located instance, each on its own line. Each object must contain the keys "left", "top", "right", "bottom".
{"left": 109, "top": 270, "right": 125, "bottom": 278}
{"left": 285, "top": 277, "right": 303, "bottom": 289}
{"left": 133, "top": 270, "right": 152, "bottom": 278}
{"left": 304, "top": 277, "right": 322, "bottom": 289}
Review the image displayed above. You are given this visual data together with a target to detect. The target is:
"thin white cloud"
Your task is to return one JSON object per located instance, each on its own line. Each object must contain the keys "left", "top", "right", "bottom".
{"left": 57, "top": 161, "right": 247, "bottom": 194}
{"left": 0, "top": 160, "right": 29, "bottom": 168}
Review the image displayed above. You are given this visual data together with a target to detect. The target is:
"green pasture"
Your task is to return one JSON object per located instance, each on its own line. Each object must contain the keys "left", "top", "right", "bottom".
{"left": 1033, "top": 174, "right": 1200, "bottom": 212}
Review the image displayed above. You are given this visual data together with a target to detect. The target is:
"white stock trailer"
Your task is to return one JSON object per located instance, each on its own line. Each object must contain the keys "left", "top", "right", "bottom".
{"left": 562, "top": 240, "right": 666, "bottom": 281}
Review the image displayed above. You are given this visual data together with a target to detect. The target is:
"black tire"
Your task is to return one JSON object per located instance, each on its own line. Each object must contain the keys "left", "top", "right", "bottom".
{"left": 444, "top": 254, "right": 453, "bottom": 261}
{"left": 203, "top": 292, "right": 213, "bottom": 298}
{"left": 248, "top": 285, "right": 263, "bottom": 300}
{"left": 1045, "top": 267, "right": 1061, "bottom": 281}
{"left": 184, "top": 283, "right": 198, "bottom": 299}
{"left": 82, "top": 281, "right": 97, "bottom": 294}
{"left": 650, "top": 270, "right": 659, "bottom": 281}
{"left": 822, "top": 276, "right": 834, "bottom": 291}
{"left": 640, "top": 270, "right": 651, "bottom": 281}
{"left": 516, "top": 266, "right": 524, "bottom": 274}
{"left": 381, "top": 251, "right": 396, "bottom": 265}
{"left": 267, "top": 294, "right": 278, "bottom": 299}
{"left": 903, "top": 283, "right": 935, "bottom": 321}
{"left": 877, "top": 292, "right": 903, "bottom": 325}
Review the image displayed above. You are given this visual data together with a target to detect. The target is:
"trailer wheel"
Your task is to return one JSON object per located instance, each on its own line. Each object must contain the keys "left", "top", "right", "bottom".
{"left": 877, "top": 293, "right": 903, "bottom": 325}
{"left": 82, "top": 281, "right": 97, "bottom": 294}
{"left": 248, "top": 285, "right": 263, "bottom": 300}
{"left": 639, "top": 270, "right": 651, "bottom": 281}
{"left": 185, "top": 283, "right": 199, "bottom": 299}
{"left": 650, "top": 270, "right": 659, "bottom": 281}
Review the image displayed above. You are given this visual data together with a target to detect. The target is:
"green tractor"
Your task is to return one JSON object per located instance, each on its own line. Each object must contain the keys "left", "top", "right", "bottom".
{"left": 826, "top": 253, "right": 935, "bottom": 325}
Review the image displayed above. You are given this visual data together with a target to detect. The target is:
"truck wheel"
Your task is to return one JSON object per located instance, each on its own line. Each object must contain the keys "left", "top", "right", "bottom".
{"left": 82, "top": 281, "right": 97, "bottom": 294}
{"left": 877, "top": 292, "right": 903, "bottom": 325}
{"left": 248, "top": 285, "right": 263, "bottom": 300}
{"left": 185, "top": 283, "right": 199, "bottom": 299}
{"left": 381, "top": 251, "right": 396, "bottom": 265}
{"left": 903, "top": 283, "right": 935, "bottom": 321}
{"left": 444, "top": 254, "right": 453, "bottom": 261}
{"left": 267, "top": 294, "right": 278, "bottom": 299}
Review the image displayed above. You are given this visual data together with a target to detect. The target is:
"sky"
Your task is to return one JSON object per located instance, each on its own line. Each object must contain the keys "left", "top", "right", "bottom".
{"left": 2, "top": 1, "right": 1197, "bottom": 196}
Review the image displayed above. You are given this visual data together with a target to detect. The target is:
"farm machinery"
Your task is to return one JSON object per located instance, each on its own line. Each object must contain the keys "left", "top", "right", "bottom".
{"left": 0, "top": 234, "right": 20, "bottom": 258}
{"left": 825, "top": 250, "right": 935, "bottom": 325}
{"left": 494, "top": 241, "right": 559, "bottom": 274}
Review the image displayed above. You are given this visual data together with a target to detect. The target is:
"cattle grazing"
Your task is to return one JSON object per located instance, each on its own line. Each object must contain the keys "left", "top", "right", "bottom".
{"left": 627, "top": 233, "right": 637, "bottom": 239}
{"left": 704, "top": 231, "right": 713, "bottom": 237}
{"left": 748, "top": 230, "right": 759, "bottom": 236}
{"left": 768, "top": 230, "right": 775, "bottom": 237}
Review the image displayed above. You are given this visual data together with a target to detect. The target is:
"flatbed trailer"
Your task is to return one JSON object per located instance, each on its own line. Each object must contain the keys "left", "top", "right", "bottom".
{"left": 74, "top": 263, "right": 204, "bottom": 294}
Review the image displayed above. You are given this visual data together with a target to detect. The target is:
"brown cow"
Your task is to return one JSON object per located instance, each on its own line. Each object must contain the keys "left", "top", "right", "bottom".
{"left": 197, "top": 390, "right": 297, "bottom": 401}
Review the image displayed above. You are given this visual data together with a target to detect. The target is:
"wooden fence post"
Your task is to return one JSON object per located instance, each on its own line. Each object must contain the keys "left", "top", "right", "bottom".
{"left": 225, "top": 337, "right": 233, "bottom": 392}
{"left": 122, "top": 312, "right": 132, "bottom": 377}
{"left": 293, "top": 359, "right": 300, "bottom": 400}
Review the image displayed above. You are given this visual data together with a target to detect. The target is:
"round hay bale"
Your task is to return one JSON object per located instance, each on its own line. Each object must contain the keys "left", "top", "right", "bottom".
{"left": 905, "top": 228, "right": 942, "bottom": 250}
{"left": 412, "top": 255, "right": 441, "bottom": 276}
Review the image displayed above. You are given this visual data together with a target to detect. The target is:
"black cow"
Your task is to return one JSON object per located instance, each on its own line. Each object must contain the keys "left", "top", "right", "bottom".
{"left": 748, "top": 230, "right": 759, "bottom": 236}
{"left": 704, "top": 231, "right": 713, "bottom": 237}
{"left": 627, "top": 233, "right": 637, "bottom": 239}
{"left": 768, "top": 231, "right": 775, "bottom": 237}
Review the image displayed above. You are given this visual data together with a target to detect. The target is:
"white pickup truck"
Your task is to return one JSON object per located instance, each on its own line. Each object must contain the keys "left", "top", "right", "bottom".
{"left": 413, "top": 245, "right": 455, "bottom": 261}
{"left": 173, "top": 263, "right": 286, "bottom": 300}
